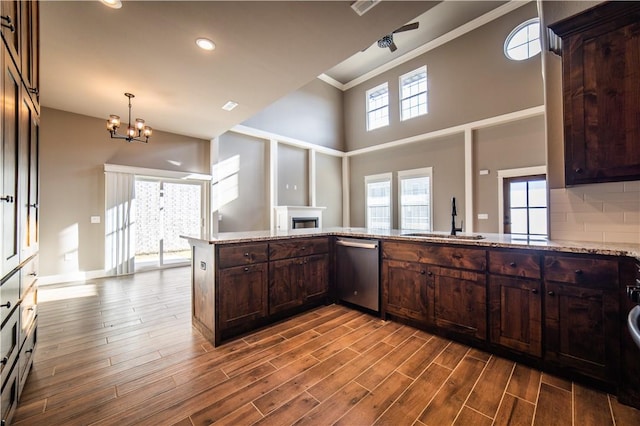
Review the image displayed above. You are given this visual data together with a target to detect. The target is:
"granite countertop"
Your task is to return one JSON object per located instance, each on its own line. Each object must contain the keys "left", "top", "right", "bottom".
{"left": 182, "top": 227, "right": 640, "bottom": 259}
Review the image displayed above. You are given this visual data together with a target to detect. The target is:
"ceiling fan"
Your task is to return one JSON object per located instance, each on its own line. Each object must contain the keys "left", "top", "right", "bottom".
{"left": 376, "top": 22, "right": 419, "bottom": 52}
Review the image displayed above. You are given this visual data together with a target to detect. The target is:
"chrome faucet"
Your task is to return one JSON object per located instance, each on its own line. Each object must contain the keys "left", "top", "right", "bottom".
{"left": 451, "top": 197, "right": 463, "bottom": 236}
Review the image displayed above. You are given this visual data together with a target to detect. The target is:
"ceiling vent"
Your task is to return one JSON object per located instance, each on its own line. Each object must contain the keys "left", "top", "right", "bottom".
{"left": 351, "top": 0, "right": 381, "bottom": 16}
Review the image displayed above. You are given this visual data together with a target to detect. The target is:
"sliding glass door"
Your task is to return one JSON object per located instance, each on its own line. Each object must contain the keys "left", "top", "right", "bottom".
{"left": 134, "top": 177, "right": 203, "bottom": 270}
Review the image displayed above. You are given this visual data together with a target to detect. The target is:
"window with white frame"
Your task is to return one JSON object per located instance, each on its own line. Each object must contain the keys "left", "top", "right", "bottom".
{"left": 504, "top": 18, "right": 541, "bottom": 61}
{"left": 400, "top": 66, "right": 427, "bottom": 121}
{"left": 365, "top": 173, "right": 392, "bottom": 229}
{"left": 398, "top": 167, "right": 432, "bottom": 231}
{"left": 366, "top": 82, "right": 389, "bottom": 131}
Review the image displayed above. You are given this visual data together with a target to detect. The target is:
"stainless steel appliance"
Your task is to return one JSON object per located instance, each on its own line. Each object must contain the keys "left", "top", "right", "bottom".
{"left": 335, "top": 237, "right": 380, "bottom": 312}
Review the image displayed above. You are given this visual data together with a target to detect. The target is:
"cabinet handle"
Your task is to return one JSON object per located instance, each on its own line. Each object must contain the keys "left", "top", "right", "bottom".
{"left": 243, "top": 267, "right": 249, "bottom": 272}
{"left": 301, "top": 246, "right": 307, "bottom": 250}
{"left": 29, "top": 87, "right": 39, "bottom": 95}
{"left": 420, "top": 270, "right": 426, "bottom": 275}
{"left": 29, "top": 203, "right": 39, "bottom": 208}
{"left": 0, "top": 195, "right": 14, "bottom": 203}
{"left": 548, "top": 291, "right": 555, "bottom": 296}
{"left": 531, "top": 288, "right": 538, "bottom": 294}
{"left": 428, "top": 271, "right": 433, "bottom": 276}
{"left": 25, "top": 349, "right": 33, "bottom": 354}
{"left": 575, "top": 167, "right": 583, "bottom": 174}
{"left": 243, "top": 252, "right": 249, "bottom": 257}
{"left": 1, "top": 15, "right": 15, "bottom": 32}
{"left": 509, "top": 262, "right": 516, "bottom": 267}
{"left": 452, "top": 254, "right": 462, "bottom": 260}
{"left": 575, "top": 269, "right": 583, "bottom": 275}
{"left": 29, "top": 272, "right": 37, "bottom": 276}
{"left": 1, "top": 357, "right": 7, "bottom": 366}
{"left": 0, "top": 301, "right": 11, "bottom": 309}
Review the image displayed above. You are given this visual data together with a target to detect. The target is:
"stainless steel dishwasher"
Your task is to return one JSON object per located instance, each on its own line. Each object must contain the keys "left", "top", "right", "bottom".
{"left": 335, "top": 237, "right": 380, "bottom": 313}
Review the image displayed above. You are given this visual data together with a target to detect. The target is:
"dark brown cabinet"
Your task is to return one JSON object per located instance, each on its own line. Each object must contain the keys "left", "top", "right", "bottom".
{"left": 216, "top": 243, "right": 269, "bottom": 336}
{"left": 381, "top": 240, "right": 487, "bottom": 342}
{"left": 489, "top": 251, "right": 542, "bottom": 357}
{"left": 218, "top": 263, "right": 268, "bottom": 331}
{"left": 549, "top": 2, "right": 640, "bottom": 185}
{"left": 429, "top": 265, "right": 486, "bottom": 341}
{"left": 269, "top": 238, "right": 329, "bottom": 316}
{"left": 381, "top": 259, "right": 428, "bottom": 323}
{"left": 543, "top": 255, "right": 619, "bottom": 384}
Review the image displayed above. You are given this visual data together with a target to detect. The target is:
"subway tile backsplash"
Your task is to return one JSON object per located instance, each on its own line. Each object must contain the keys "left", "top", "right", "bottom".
{"left": 549, "top": 181, "right": 640, "bottom": 244}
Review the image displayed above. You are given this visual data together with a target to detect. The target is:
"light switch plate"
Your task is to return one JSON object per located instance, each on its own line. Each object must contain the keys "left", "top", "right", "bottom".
{"left": 91, "top": 216, "right": 101, "bottom": 224}
{"left": 477, "top": 213, "right": 489, "bottom": 220}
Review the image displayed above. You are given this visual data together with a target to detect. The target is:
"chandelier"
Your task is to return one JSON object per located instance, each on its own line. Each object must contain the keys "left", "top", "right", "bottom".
{"left": 106, "top": 93, "right": 152, "bottom": 143}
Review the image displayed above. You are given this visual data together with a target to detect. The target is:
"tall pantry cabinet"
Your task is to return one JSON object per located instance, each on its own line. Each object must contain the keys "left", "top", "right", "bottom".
{"left": 1, "top": 1, "right": 40, "bottom": 425}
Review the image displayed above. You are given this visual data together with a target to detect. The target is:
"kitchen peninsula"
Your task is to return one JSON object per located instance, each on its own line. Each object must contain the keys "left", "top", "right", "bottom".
{"left": 183, "top": 228, "right": 640, "bottom": 406}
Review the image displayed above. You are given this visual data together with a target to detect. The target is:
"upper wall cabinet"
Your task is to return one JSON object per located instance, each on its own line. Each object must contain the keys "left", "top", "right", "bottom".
{"left": 549, "top": 2, "right": 640, "bottom": 186}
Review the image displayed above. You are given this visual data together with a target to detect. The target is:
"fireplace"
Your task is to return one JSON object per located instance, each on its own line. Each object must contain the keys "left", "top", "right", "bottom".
{"left": 274, "top": 206, "right": 325, "bottom": 231}
{"left": 292, "top": 217, "right": 319, "bottom": 229}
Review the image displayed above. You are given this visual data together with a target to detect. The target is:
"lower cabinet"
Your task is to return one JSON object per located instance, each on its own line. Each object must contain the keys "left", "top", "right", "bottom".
{"left": 218, "top": 263, "right": 268, "bottom": 331}
{"left": 489, "top": 275, "right": 542, "bottom": 357}
{"left": 381, "top": 259, "right": 428, "bottom": 323}
{"left": 269, "top": 253, "right": 328, "bottom": 316}
{"left": 543, "top": 255, "right": 620, "bottom": 385}
{"left": 429, "top": 266, "right": 486, "bottom": 341}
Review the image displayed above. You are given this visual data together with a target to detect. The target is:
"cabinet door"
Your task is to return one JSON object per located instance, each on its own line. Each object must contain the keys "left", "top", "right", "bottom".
{"left": 557, "top": 7, "right": 640, "bottom": 185}
{"left": 2, "top": 52, "right": 21, "bottom": 275}
{"left": 303, "top": 253, "right": 328, "bottom": 302}
{"left": 0, "top": 1, "right": 20, "bottom": 66}
{"left": 429, "top": 266, "right": 486, "bottom": 340}
{"left": 19, "top": 89, "right": 38, "bottom": 260}
{"left": 218, "top": 263, "right": 268, "bottom": 331}
{"left": 269, "top": 257, "right": 304, "bottom": 315}
{"left": 544, "top": 282, "right": 619, "bottom": 382}
{"left": 20, "top": 0, "right": 38, "bottom": 106}
{"left": 381, "top": 259, "right": 428, "bottom": 323}
{"left": 489, "top": 275, "right": 542, "bottom": 357}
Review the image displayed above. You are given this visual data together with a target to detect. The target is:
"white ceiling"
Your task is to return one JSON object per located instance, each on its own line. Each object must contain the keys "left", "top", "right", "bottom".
{"left": 40, "top": 1, "right": 509, "bottom": 141}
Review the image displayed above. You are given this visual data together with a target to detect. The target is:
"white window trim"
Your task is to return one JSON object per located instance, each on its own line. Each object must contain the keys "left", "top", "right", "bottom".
{"left": 366, "top": 82, "right": 389, "bottom": 131}
{"left": 504, "top": 17, "right": 541, "bottom": 61}
{"left": 398, "top": 167, "right": 433, "bottom": 231}
{"left": 497, "top": 165, "right": 546, "bottom": 234}
{"left": 399, "top": 66, "right": 428, "bottom": 122}
{"left": 365, "top": 172, "right": 392, "bottom": 229}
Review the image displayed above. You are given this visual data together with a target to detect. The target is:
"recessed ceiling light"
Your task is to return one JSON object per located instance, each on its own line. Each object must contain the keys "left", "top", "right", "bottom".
{"left": 101, "top": 0, "right": 122, "bottom": 9}
{"left": 222, "top": 101, "right": 238, "bottom": 111}
{"left": 196, "top": 38, "right": 216, "bottom": 51}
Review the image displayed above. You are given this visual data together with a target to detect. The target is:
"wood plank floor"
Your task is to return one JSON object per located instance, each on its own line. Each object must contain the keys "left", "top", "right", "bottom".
{"left": 13, "top": 267, "right": 640, "bottom": 426}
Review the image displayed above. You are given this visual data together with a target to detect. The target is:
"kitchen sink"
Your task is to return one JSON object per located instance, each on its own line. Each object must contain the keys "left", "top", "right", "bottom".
{"left": 628, "top": 305, "right": 640, "bottom": 350}
{"left": 403, "top": 232, "right": 485, "bottom": 240}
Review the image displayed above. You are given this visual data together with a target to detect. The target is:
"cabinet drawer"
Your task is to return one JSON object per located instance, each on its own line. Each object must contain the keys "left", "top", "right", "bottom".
{"left": 217, "top": 243, "right": 269, "bottom": 269}
{"left": 1, "top": 358, "right": 18, "bottom": 426}
{"left": 383, "top": 241, "right": 486, "bottom": 271}
{"left": 544, "top": 255, "right": 618, "bottom": 288}
{"left": 269, "top": 237, "right": 329, "bottom": 261}
{"left": 19, "top": 284, "right": 36, "bottom": 346}
{"left": 20, "top": 254, "right": 38, "bottom": 297}
{"left": 489, "top": 251, "right": 541, "bottom": 279}
{"left": 1, "top": 307, "right": 19, "bottom": 388}
{"left": 18, "top": 319, "right": 37, "bottom": 395}
{"left": 0, "top": 270, "right": 20, "bottom": 326}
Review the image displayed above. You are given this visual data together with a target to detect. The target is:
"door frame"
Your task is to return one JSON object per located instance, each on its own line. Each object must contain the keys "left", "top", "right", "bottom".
{"left": 497, "top": 165, "right": 546, "bottom": 235}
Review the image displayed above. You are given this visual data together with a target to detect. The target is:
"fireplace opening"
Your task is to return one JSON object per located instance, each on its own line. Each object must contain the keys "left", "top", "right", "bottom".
{"left": 292, "top": 217, "right": 319, "bottom": 229}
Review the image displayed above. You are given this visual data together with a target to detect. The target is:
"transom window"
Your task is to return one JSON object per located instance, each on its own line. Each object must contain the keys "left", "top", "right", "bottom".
{"left": 400, "top": 66, "right": 427, "bottom": 121}
{"left": 366, "top": 82, "right": 389, "bottom": 131}
{"left": 365, "top": 173, "right": 392, "bottom": 229}
{"left": 398, "top": 167, "right": 432, "bottom": 231}
{"left": 504, "top": 18, "right": 541, "bottom": 61}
